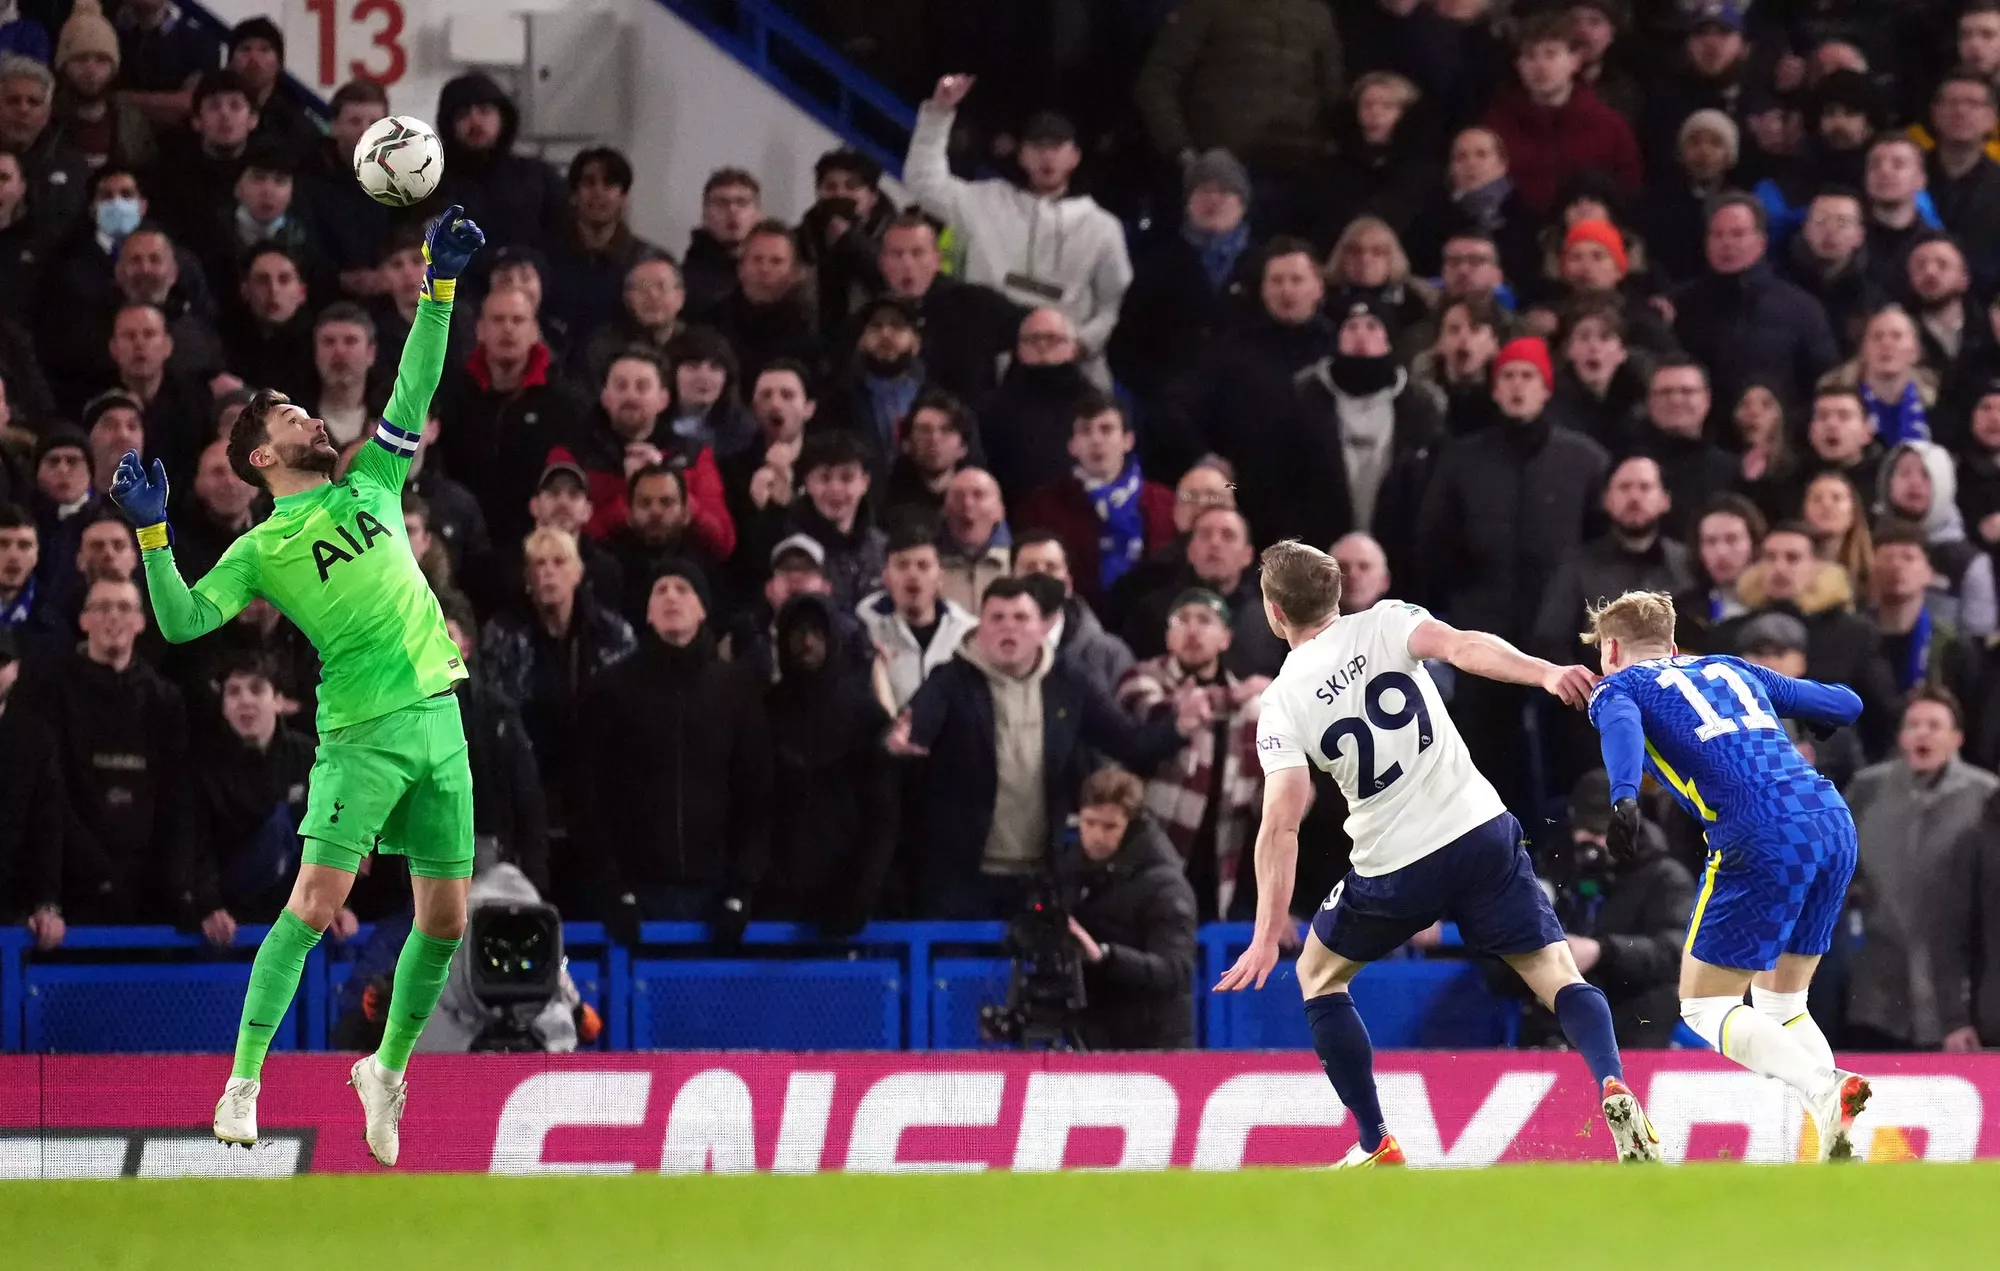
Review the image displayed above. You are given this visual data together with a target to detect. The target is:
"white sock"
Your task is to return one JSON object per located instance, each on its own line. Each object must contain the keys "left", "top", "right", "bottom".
{"left": 1752, "top": 986, "right": 1835, "bottom": 1070}
{"left": 1681, "top": 995, "right": 1830, "bottom": 1098}
{"left": 370, "top": 1055, "right": 405, "bottom": 1084}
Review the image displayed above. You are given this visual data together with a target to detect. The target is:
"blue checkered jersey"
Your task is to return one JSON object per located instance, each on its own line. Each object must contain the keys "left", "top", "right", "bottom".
{"left": 1588, "top": 654, "right": 1861, "bottom": 842}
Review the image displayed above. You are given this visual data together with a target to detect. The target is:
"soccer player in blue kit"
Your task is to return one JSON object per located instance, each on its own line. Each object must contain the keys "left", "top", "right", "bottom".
{"left": 1586, "top": 591, "right": 1874, "bottom": 1160}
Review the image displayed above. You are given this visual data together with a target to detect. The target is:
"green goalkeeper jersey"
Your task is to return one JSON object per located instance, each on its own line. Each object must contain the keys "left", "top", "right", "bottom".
{"left": 143, "top": 296, "right": 464, "bottom": 733}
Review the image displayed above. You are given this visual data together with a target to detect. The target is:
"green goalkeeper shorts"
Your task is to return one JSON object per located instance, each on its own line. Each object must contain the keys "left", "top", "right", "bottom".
{"left": 300, "top": 691, "right": 475, "bottom": 880}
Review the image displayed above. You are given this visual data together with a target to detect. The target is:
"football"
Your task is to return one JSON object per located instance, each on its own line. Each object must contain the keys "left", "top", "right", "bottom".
{"left": 353, "top": 115, "right": 444, "bottom": 207}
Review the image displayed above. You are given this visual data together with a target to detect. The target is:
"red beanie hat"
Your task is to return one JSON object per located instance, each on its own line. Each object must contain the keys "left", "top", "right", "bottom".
{"left": 1493, "top": 337, "right": 1554, "bottom": 391}
{"left": 1564, "top": 218, "right": 1629, "bottom": 276}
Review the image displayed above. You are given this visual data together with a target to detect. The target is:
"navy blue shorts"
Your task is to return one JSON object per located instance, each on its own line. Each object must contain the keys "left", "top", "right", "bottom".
{"left": 1310, "top": 812, "right": 1564, "bottom": 962}
{"left": 1686, "top": 808, "right": 1858, "bottom": 972}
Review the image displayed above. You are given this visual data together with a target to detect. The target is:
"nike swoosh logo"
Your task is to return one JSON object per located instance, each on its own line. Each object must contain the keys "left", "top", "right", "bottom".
{"left": 247, "top": 1019, "right": 275, "bottom": 1029}
{"left": 408, "top": 1012, "right": 430, "bottom": 1021}
{"left": 282, "top": 527, "right": 304, "bottom": 540}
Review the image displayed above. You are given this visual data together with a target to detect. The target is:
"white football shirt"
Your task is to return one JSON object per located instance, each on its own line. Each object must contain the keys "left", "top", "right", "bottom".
{"left": 1256, "top": 600, "right": 1506, "bottom": 876}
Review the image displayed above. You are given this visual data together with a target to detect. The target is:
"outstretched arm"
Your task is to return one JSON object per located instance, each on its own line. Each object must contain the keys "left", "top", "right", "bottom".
{"left": 1407, "top": 617, "right": 1597, "bottom": 708}
{"left": 1740, "top": 662, "right": 1863, "bottom": 727}
{"left": 111, "top": 450, "right": 255, "bottom": 643}
{"left": 1214, "top": 765, "right": 1313, "bottom": 991}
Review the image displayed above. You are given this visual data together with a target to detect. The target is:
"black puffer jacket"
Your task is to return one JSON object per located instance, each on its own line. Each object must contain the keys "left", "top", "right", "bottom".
{"left": 425, "top": 73, "right": 567, "bottom": 255}
{"left": 1065, "top": 815, "right": 1198, "bottom": 1051}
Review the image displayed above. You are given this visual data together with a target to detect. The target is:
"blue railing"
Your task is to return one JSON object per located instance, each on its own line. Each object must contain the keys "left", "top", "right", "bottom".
{"left": 0, "top": 921, "right": 1513, "bottom": 1054}
{"left": 655, "top": 0, "right": 917, "bottom": 178}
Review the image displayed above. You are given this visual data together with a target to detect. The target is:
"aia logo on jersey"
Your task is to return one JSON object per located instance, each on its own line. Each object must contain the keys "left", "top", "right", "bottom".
{"left": 310, "top": 509, "right": 395, "bottom": 582}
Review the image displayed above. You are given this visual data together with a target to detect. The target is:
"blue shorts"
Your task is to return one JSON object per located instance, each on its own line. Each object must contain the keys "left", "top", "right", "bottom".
{"left": 1311, "top": 812, "right": 1565, "bottom": 962}
{"left": 1686, "top": 808, "right": 1858, "bottom": 972}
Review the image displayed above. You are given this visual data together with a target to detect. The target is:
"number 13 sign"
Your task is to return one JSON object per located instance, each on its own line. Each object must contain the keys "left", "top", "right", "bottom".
{"left": 294, "top": 0, "right": 409, "bottom": 89}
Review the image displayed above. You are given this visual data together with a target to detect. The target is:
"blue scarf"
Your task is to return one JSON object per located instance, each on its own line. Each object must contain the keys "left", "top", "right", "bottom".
{"left": 1183, "top": 220, "right": 1252, "bottom": 292}
{"left": 1859, "top": 379, "right": 1930, "bottom": 445}
{"left": 1897, "top": 603, "right": 1933, "bottom": 692}
{"left": 1085, "top": 458, "right": 1147, "bottom": 594}
{"left": 0, "top": 575, "right": 32, "bottom": 627}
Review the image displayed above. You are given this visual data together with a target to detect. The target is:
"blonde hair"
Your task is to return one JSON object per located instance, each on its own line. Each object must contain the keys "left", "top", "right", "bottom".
{"left": 1803, "top": 471, "right": 1872, "bottom": 595}
{"left": 1259, "top": 539, "right": 1343, "bottom": 627}
{"left": 1328, "top": 216, "right": 1411, "bottom": 287}
{"left": 1582, "top": 590, "right": 1677, "bottom": 650}
{"left": 1353, "top": 70, "right": 1421, "bottom": 108}
{"left": 522, "top": 525, "right": 582, "bottom": 567}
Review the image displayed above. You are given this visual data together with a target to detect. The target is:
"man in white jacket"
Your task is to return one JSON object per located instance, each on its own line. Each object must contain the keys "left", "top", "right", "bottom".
{"left": 903, "top": 74, "right": 1132, "bottom": 388}
{"left": 859, "top": 517, "right": 978, "bottom": 712}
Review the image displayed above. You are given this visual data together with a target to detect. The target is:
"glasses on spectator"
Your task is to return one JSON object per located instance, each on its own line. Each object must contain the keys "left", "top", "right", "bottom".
{"left": 84, "top": 600, "right": 141, "bottom": 615}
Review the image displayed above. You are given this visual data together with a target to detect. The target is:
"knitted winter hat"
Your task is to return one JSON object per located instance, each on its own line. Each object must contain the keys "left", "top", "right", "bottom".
{"left": 1493, "top": 336, "right": 1554, "bottom": 391}
{"left": 56, "top": 0, "right": 120, "bottom": 71}
{"left": 1564, "top": 218, "right": 1630, "bottom": 276}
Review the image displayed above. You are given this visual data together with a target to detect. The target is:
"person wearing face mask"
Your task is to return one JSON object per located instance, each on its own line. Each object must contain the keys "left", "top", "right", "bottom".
{"left": 1291, "top": 296, "right": 1441, "bottom": 569}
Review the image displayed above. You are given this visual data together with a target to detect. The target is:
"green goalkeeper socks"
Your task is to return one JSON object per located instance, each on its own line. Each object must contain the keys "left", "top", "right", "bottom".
{"left": 375, "top": 928, "right": 462, "bottom": 1075}
{"left": 232, "top": 910, "right": 323, "bottom": 1081}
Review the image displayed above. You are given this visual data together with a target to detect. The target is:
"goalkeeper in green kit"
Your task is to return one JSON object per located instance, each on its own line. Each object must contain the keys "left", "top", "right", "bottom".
{"left": 111, "top": 206, "right": 486, "bottom": 1167}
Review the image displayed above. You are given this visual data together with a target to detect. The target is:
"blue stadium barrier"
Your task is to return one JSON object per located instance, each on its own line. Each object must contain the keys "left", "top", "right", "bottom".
{"left": 0, "top": 921, "right": 1513, "bottom": 1053}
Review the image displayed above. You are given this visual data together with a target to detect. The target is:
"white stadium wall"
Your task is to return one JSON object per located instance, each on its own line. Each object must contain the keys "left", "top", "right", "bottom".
{"left": 200, "top": 0, "right": 897, "bottom": 251}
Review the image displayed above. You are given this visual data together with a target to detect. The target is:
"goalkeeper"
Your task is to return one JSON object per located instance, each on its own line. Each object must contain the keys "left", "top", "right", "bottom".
{"left": 111, "top": 207, "right": 486, "bottom": 1168}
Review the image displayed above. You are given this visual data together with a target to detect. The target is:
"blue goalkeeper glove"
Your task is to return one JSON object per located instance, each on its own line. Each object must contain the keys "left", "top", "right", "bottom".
{"left": 421, "top": 204, "right": 485, "bottom": 300}
{"left": 109, "top": 449, "right": 169, "bottom": 530}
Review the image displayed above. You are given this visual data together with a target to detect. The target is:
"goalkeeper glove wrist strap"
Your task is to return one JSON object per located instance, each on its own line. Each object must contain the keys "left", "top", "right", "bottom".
{"left": 420, "top": 272, "right": 456, "bottom": 304}
{"left": 135, "top": 523, "right": 170, "bottom": 551}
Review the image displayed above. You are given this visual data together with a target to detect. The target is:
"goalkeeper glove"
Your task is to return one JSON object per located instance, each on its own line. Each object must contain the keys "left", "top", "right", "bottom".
{"left": 421, "top": 204, "right": 486, "bottom": 301}
{"left": 109, "top": 450, "right": 171, "bottom": 548}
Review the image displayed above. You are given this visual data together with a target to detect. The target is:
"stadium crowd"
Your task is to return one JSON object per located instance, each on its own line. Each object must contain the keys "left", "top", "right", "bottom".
{"left": 2, "top": 0, "right": 2000, "bottom": 1052}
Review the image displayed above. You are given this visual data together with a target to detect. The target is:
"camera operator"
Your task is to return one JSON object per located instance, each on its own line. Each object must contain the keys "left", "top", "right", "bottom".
{"left": 1061, "top": 767, "right": 1197, "bottom": 1050}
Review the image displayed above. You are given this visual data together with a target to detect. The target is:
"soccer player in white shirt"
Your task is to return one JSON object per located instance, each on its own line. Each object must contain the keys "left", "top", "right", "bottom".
{"left": 1215, "top": 541, "right": 1659, "bottom": 1166}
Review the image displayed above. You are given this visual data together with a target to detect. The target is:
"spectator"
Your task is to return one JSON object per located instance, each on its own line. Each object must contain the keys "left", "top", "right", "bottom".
{"left": 661, "top": 325, "right": 755, "bottom": 463}
{"left": 400, "top": 494, "right": 454, "bottom": 596}
{"left": 223, "top": 18, "right": 316, "bottom": 163}
{"left": 1730, "top": 379, "right": 1802, "bottom": 524}
{"left": 1132, "top": 0, "right": 1343, "bottom": 236}
{"left": 547, "top": 147, "right": 661, "bottom": 352}
{"left": 1115, "top": 588, "right": 1265, "bottom": 923}
{"left": 825, "top": 294, "right": 931, "bottom": 480}
{"left": 0, "top": 501, "right": 57, "bottom": 656}
{"left": 603, "top": 464, "right": 724, "bottom": 634}
{"left": 304, "top": 303, "right": 381, "bottom": 449}
{"left": 576, "top": 254, "right": 685, "bottom": 389}
{"left": 1820, "top": 305, "right": 1936, "bottom": 448}
{"left": 722, "top": 533, "right": 872, "bottom": 685}
{"left": 1517, "top": 770, "right": 1692, "bottom": 1049}
{"left": 579, "top": 559, "right": 771, "bottom": 935}
{"left": 1957, "top": 385, "right": 2000, "bottom": 563}
{"left": 1410, "top": 291, "right": 1508, "bottom": 437}
{"left": 223, "top": 244, "right": 316, "bottom": 400}
{"left": 978, "top": 306, "right": 1096, "bottom": 504}
{"left": 1906, "top": 235, "right": 1980, "bottom": 386}
{"left": 482, "top": 245, "right": 565, "bottom": 367}
{"left": 1934, "top": 784, "right": 2000, "bottom": 1049}
{"left": 873, "top": 210, "right": 1022, "bottom": 405}
{"left": 183, "top": 652, "right": 314, "bottom": 925}
{"left": 1733, "top": 521, "right": 1897, "bottom": 751}
{"left": 1642, "top": 3, "right": 1749, "bottom": 161}
{"left": 1804, "top": 384, "right": 1887, "bottom": 507}
{"left": 1291, "top": 295, "right": 1442, "bottom": 567}
{"left": 783, "top": 430, "right": 885, "bottom": 613}
{"left": 1866, "top": 520, "right": 1982, "bottom": 702}
{"left": 1324, "top": 217, "right": 1431, "bottom": 350}
{"left": 0, "top": 150, "right": 37, "bottom": 312}
{"left": 760, "top": 590, "right": 895, "bottom": 934}
{"left": 165, "top": 591, "right": 319, "bottom": 734}
{"left": 1123, "top": 507, "right": 1286, "bottom": 679}
{"left": 0, "top": 628, "right": 64, "bottom": 949}
{"left": 173, "top": 438, "right": 254, "bottom": 581}
{"left": 362, "top": 225, "right": 424, "bottom": 370}
{"left": 1635, "top": 357, "right": 1738, "bottom": 539}
{"left": 683, "top": 167, "right": 761, "bottom": 316}
{"left": 1925, "top": 73, "right": 2000, "bottom": 282}
{"left": 1014, "top": 531, "right": 1135, "bottom": 702}
{"left": 18, "top": 575, "right": 190, "bottom": 924}
{"left": 1408, "top": 127, "right": 1539, "bottom": 284}
{"left": 0, "top": 0, "right": 48, "bottom": 63}
{"left": 434, "top": 286, "right": 585, "bottom": 554}
{"left": 1059, "top": 767, "right": 1199, "bottom": 1050}
{"left": 151, "top": 70, "right": 257, "bottom": 245}
{"left": 50, "top": 0, "right": 156, "bottom": 172}
{"left": 437, "top": 594, "right": 549, "bottom": 893}
{"left": 0, "top": 54, "right": 88, "bottom": 240}
{"left": 1534, "top": 455, "right": 1695, "bottom": 668}
{"left": 1845, "top": 688, "right": 1999, "bottom": 1050}
{"left": 522, "top": 460, "right": 622, "bottom": 608}
{"left": 480, "top": 527, "right": 637, "bottom": 845}
{"left": 1480, "top": 14, "right": 1642, "bottom": 220}
{"left": 1330, "top": 531, "right": 1394, "bottom": 615}
{"left": 197, "top": 139, "right": 326, "bottom": 305}
{"left": 937, "top": 466, "right": 1011, "bottom": 611}
{"left": 1531, "top": 218, "right": 1675, "bottom": 359}
{"left": 859, "top": 517, "right": 976, "bottom": 714}
{"left": 1729, "top": 610, "right": 1866, "bottom": 796}
{"left": 429, "top": 72, "right": 564, "bottom": 253}
{"left": 1015, "top": 393, "right": 1174, "bottom": 611}
{"left": 109, "top": 302, "right": 211, "bottom": 479}
{"left": 1863, "top": 133, "right": 1938, "bottom": 296}
{"left": 1878, "top": 442, "right": 1997, "bottom": 637}
{"left": 798, "top": 147, "right": 895, "bottom": 340}
{"left": 82, "top": 390, "right": 144, "bottom": 497}
{"left": 1671, "top": 193, "right": 1839, "bottom": 417}
{"left": 905, "top": 77, "right": 1130, "bottom": 385}
{"left": 890, "top": 576, "right": 1204, "bottom": 919}
{"left": 298, "top": 79, "right": 389, "bottom": 302}
{"left": 1643, "top": 110, "right": 1741, "bottom": 286}
{"left": 112, "top": 0, "right": 217, "bottom": 129}
{"left": 1324, "top": 71, "right": 1440, "bottom": 239}
{"left": 703, "top": 218, "right": 823, "bottom": 381}
{"left": 1802, "top": 469, "right": 1874, "bottom": 596}
{"left": 1172, "top": 237, "right": 1332, "bottom": 536}
{"left": 1672, "top": 494, "right": 1765, "bottom": 653}
{"left": 721, "top": 360, "right": 815, "bottom": 543}
{"left": 1108, "top": 149, "right": 1258, "bottom": 406}
{"left": 1784, "top": 187, "right": 1884, "bottom": 355}
{"left": 881, "top": 389, "right": 973, "bottom": 523}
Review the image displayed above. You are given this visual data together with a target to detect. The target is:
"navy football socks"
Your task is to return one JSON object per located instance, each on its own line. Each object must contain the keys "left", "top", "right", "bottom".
{"left": 1303, "top": 992, "right": 1389, "bottom": 1153}
{"left": 1554, "top": 981, "right": 1624, "bottom": 1086}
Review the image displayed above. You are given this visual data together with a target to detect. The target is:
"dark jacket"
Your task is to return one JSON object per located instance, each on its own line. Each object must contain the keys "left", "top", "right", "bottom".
{"left": 1014, "top": 474, "right": 1178, "bottom": 612}
{"left": 892, "top": 276, "right": 1023, "bottom": 406}
{"left": 0, "top": 701, "right": 64, "bottom": 919}
{"left": 681, "top": 227, "right": 739, "bottom": 317}
{"left": 903, "top": 650, "right": 1189, "bottom": 917}
{"left": 185, "top": 724, "right": 315, "bottom": 921}
{"left": 1934, "top": 789, "right": 2000, "bottom": 1046}
{"left": 701, "top": 286, "right": 823, "bottom": 382}
{"left": 759, "top": 594, "right": 896, "bottom": 926}
{"left": 1636, "top": 427, "right": 1742, "bottom": 542}
{"left": 432, "top": 343, "right": 587, "bottom": 553}
{"left": 576, "top": 630, "right": 774, "bottom": 900}
{"left": 1549, "top": 362, "right": 1651, "bottom": 459}
{"left": 1929, "top": 153, "right": 2000, "bottom": 286}
{"left": 221, "top": 306, "right": 317, "bottom": 401}
{"left": 1481, "top": 83, "right": 1643, "bottom": 219}
{"left": 1107, "top": 226, "right": 1260, "bottom": 406}
{"left": 1532, "top": 534, "right": 1696, "bottom": 667}
{"left": 1725, "top": 566, "right": 1900, "bottom": 756}
{"left": 602, "top": 524, "right": 727, "bottom": 634}
{"left": 458, "top": 676, "right": 549, "bottom": 893}
{"left": 149, "top": 130, "right": 246, "bottom": 253}
{"left": 1415, "top": 418, "right": 1610, "bottom": 640}
{"left": 1132, "top": 0, "right": 1344, "bottom": 170}
{"left": 785, "top": 504, "right": 887, "bottom": 615}
{"left": 547, "top": 222, "right": 660, "bottom": 355}
{"left": 299, "top": 135, "right": 393, "bottom": 279}
{"left": 1783, "top": 236, "right": 1886, "bottom": 357}
{"left": 1123, "top": 568, "right": 1289, "bottom": 680}
{"left": 1065, "top": 815, "right": 1198, "bottom": 1050}
{"left": 1672, "top": 260, "right": 1841, "bottom": 414}
{"left": 977, "top": 359, "right": 1098, "bottom": 505}
{"left": 424, "top": 73, "right": 567, "bottom": 253}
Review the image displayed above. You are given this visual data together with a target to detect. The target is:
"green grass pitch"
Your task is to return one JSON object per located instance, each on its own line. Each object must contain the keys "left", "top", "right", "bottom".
{"left": 1, "top": 1165, "right": 1991, "bottom": 1269}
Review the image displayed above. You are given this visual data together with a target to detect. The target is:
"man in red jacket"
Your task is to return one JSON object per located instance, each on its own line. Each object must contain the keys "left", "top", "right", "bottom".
{"left": 1015, "top": 391, "right": 1175, "bottom": 611}
{"left": 1482, "top": 12, "right": 1643, "bottom": 217}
